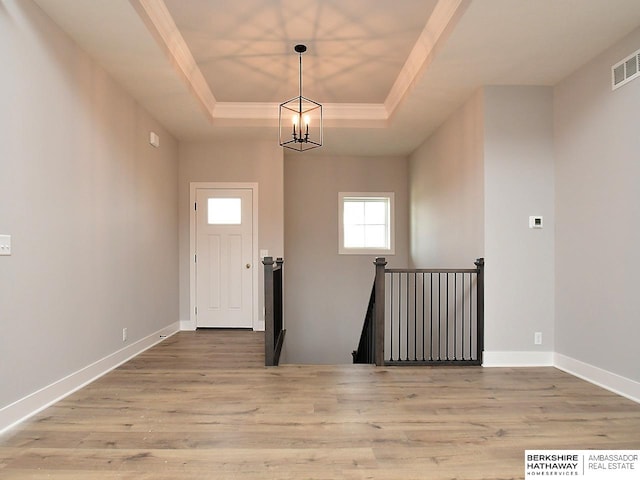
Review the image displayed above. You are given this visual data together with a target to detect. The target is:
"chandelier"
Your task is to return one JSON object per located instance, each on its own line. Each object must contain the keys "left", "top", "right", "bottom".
{"left": 279, "top": 44, "right": 323, "bottom": 151}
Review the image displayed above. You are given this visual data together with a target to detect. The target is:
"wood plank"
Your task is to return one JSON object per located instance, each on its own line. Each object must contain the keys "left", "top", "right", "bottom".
{"left": 1, "top": 330, "right": 639, "bottom": 479}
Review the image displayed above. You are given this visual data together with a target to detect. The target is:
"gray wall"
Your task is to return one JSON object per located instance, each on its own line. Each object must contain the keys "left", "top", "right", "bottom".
{"left": 483, "top": 86, "right": 555, "bottom": 355}
{"left": 554, "top": 27, "right": 640, "bottom": 382}
{"left": 409, "top": 89, "right": 485, "bottom": 268}
{"left": 409, "top": 86, "right": 555, "bottom": 358}
{"left": 0, "top": 1, "right": 179, "bottom": 408}
{"left": 284, "top": 154, "right": 409, "bottom": 364}
{"left": 177, "top": 140, "right": 284, "bottom": 327}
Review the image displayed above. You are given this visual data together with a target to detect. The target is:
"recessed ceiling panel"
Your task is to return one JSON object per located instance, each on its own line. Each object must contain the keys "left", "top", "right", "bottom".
{"left": 163, "top": 0, "right": 438, "bottom": 103}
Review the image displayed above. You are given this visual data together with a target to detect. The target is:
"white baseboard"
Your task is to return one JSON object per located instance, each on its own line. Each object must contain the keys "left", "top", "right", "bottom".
{"left": 554, "top": 353, "right": 640, "bottom": 404}
{"left": 483, "top": 351, "right": 639, "bottom": 404}
{"left": 0, "top": 322, "right": 179, "bottom": 435}
{"left": 180, "top": 319, "right": 196, "bottom": 331}
{"left": 483, "top": 350, "right": 554, "bottom": 367}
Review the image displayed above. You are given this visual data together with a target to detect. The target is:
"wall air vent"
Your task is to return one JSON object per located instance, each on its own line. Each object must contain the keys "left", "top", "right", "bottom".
{"left": 612, "top": 48, "right": 640, "bottom": 90}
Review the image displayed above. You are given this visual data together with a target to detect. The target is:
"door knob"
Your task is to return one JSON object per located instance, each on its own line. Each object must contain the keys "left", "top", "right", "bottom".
{"left": 246, "top": 263, "right": 251, "bottom": 269}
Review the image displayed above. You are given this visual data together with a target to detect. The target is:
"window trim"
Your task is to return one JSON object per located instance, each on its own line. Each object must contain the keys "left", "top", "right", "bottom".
{"left": 338, "top": 192, "right": 395, "bottom": 255}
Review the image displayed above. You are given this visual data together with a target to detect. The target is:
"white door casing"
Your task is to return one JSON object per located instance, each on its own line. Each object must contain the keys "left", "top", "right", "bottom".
{"left": 189, "top": 183, "right": 259, "bottom": 330}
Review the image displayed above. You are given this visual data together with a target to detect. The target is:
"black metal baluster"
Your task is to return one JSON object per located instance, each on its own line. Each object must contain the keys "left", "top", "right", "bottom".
{"left": 390, "top": 272, "right": 394, "bottom": 361}
{"left": 437, "top": 273, "right": 441, "bottom": 361}
{"left": 429, "top": 272, "right": 433, "bottom": 361}
{"left": 453, "top": 272, "right": 457, "bottom": 360}
{"left": 413, "top": 272, "right": 418, "bottom": 361}
{"left": 470, "top": 272, "right": 474, "bottom": 360}
{"left": 462, "top": 272, "right": 466, "bottom": 360}
{"left": 398, "top": 272, "right": 402, "bottom": 362}
{"left": 445, "top": 272, "right": 449, "bottom": 361}
{"left": 422, "top": 272, "right": 426, "bottom": 361}
{"left": 405, "top": 272, "right": 409, "bottom": 361}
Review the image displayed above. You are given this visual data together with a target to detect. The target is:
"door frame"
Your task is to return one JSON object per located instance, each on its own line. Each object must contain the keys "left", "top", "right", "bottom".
{"left": 189, "top": 182, "right": 259, "bottom": 331}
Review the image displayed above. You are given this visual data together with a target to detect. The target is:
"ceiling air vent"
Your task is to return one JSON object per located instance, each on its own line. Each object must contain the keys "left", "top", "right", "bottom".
{"left": 612, "top": 48, "right": 640, "bottom": 90}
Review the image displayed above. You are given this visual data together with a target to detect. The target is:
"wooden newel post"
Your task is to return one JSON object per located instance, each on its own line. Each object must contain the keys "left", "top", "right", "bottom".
{"left": 474, "top": 258, "right": 485, "bottom": 365}
{"left": 263, "top": 256, "right": 275, "bottom": 366}
{"left": 374, "top": 257, "right": 387, "bottom": 366}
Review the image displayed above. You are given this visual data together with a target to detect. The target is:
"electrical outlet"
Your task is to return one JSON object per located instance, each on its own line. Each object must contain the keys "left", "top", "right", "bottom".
{"left": 122, "top": 328, "right": 128, "bottom": 342}
{"left": 0, "top": 235, "right": 11, "bottom": 256}
{"left": 534, "top": 332, "right": 542, "bottom": 345}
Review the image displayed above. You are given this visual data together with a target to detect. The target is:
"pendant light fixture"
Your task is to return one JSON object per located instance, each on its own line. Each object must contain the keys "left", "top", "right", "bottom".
{"left": 279, "top": 44, "right": 323, "bottom": 151}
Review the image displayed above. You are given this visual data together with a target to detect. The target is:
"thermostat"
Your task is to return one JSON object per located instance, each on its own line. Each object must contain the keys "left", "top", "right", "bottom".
{"left": 529, "top": 216, "right": 543, "bottom": 229}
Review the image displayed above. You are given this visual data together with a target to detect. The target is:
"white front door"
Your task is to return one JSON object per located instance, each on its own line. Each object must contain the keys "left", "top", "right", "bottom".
{"left": 195, "top": 188, "right": 253, "bottom": 328}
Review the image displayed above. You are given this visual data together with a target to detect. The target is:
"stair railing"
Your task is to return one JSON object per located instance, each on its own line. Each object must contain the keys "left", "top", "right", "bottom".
{"left": 263, "top": 257, "right": 285, "bottom": 366}
{"left": 353, "top": 257, "right": 484, "bottom": 366}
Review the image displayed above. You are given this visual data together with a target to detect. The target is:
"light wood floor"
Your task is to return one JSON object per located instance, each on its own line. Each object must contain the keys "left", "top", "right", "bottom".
{"left": 1, "top": 330, "right": 639, "bottom": 479}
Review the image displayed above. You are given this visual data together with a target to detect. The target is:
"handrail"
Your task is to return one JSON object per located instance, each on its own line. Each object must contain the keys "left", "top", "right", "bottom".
{"left": 386, "top": 268, "right": 478, "bottom": 273}
{"left": 263, "top": 256, "right": 285, "bottom": 366}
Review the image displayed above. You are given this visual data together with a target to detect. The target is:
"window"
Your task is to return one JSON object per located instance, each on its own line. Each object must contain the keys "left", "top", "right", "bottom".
{"left": 208, "top": 198, "right": 242, "bottom": 224}
{"left": 339, "top": 192, "right": 395, "bottom": 255}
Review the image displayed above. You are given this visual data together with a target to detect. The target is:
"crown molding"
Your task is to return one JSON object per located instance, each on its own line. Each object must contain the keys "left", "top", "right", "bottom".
{"left": 385, "top": 0, "right": 471, "bottom": 117}
{"left": 324, "top": 103, "right": 388, "bottom": 121}
{"left": 212, "top": 102, "right": 388, "bottom": 125}
{"left": 130, "top": 0, "right": 217, "bottom": 119}
{"left": 213, "top": 102, "right": 278, "bottom": 119}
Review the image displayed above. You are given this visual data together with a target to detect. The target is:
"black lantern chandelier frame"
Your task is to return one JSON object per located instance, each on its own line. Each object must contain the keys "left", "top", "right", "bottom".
{"left": 279, "top": 44, "right": 323, "bottom": 152}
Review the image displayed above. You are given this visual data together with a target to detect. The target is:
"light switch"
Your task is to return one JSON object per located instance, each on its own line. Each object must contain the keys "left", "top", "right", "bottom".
{"left": 149, "top": 131, "right": 160, "bottom": 148}
{"left": 0, "top": 235, "right": 11, "bottom": 256}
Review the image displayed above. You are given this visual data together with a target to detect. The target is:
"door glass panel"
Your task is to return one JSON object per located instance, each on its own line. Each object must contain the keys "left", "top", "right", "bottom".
{"left": 208, "top": 198, "right": 242, "bottom": 225}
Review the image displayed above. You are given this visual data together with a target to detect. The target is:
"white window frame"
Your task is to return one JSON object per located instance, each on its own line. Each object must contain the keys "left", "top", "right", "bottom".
{"left": 338, "top": 192, "right": 395, "bottom": 255}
